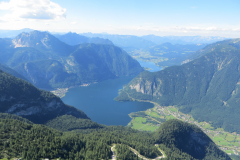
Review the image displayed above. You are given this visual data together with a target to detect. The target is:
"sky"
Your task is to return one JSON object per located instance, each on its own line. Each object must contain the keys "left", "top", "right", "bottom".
{"left": 0, "top": 0, "right": 239, "bottom": 37}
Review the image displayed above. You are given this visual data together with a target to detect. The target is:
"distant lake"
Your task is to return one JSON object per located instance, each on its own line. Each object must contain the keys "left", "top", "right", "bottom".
{"left": 61, "top": 76, "right": 154, "bottom": 126}
{"left": 137, "top": 59, "right": 162, "bottom": 72}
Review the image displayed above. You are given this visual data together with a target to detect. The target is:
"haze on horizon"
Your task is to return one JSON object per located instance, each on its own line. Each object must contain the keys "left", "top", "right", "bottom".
{"left": 0, "top": 0, "right": 239, "bottom": 38}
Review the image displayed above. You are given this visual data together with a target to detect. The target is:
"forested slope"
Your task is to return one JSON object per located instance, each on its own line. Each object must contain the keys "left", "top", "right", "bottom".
{"left": 116, "top": 38, "right": 240, "bottom": 133}
{"left": 0, "top": 69, "right": 88, "bottom": 124}
{"left": 0, "top": 118, "right": 230, "bottom": 160}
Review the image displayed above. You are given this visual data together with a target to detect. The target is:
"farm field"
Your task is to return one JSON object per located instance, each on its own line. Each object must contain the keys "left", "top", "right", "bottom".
{"left": 128, "top": 104, "right": 240, "bottom": 156}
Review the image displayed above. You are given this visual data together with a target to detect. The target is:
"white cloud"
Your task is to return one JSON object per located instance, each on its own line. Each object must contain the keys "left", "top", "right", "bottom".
{"left": 0, "top": 0, "right": 66, "bottom": 21}
{"left": 70, "top": 21, "right": 78, "bottom": 25}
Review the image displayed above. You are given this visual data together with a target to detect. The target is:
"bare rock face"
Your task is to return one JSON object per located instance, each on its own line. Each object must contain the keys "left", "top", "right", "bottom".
{"left": 130, "top": 78, "right": 163, "bottom": 96}
{"left": 0, "top": 70, "right": 88, "bottom": 124}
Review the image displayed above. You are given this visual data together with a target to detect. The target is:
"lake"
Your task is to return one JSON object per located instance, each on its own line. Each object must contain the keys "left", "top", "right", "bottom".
{"left": 137, "top": 59, "right": 162, "bottom": 72}
{"left": 61, "top": 76, "right": 154, "bottom": 126}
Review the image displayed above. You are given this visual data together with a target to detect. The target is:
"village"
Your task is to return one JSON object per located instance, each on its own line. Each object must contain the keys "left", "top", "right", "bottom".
{"left": 129, "top": 103, "right": 240, "bottom": 156}
{"left": 155, "top": 105, "right": 240, "bottom": 156}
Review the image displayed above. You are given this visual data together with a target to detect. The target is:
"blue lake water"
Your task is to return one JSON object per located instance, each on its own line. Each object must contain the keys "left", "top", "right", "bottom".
{"left": 61, "top": 60, "right": 162, "bottom": 126}
{"left": 61, "top": 76, "right": 154, "bottom": 126}
{"left": 137, "top": 59, "right": 162, "bottom": 72}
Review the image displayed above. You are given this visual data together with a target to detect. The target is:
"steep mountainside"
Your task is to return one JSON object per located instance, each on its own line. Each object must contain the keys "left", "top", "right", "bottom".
{"left": 116, "top": 38, "right": 240, "bottom": 133}
{"left": 67, "top": 43, "right": 144, "bottom": 78}
{"left": 0, "top": 69, "right": 88, "bottom": 124}
{"left": 154, "top": 119, "right": 231, "bottom": 160}
{"left": 14, "top": 59, "right": 78, "bottom": 89}
{"left": 6, "top": 47, "right": 48, "bottom": 67}
{"left": 55, "top": 32, "right": 113, "bottom": 46}
{"left": 14, "top": 43, "right": 143, "bottom": 88}
{"left": 0, "top": 31, "right": 143, "bottom": 89}
{"left": 0, "top": 38, "right": 50, "bottom": 68}
{"left": 0, "top": 63, "right": 28, "bottom": 81}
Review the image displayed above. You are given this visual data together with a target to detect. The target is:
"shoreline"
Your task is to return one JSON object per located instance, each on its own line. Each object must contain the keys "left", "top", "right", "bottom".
{"left": 50, "top": 82, "right": 97, "bottom": 98}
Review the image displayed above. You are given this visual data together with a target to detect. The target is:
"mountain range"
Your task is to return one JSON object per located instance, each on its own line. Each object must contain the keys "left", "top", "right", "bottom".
{"left": 141, "top": 35, "right": 228, "bottom": 45}
{"left": 54, "top": 32, "right": 113, "bottom": 46}
{"left": 0, "top": 30, "right": 143, "bottom": 89}
{"left": 81, "top": 32, "right": 157, "bottom": 51}
{"left": 81, "top": 32, "right": 227, "bottom": 47}
{"left": 0, "top": 28, "right": 227, "bottom": 45}
{"left": 116, "top": 38, "right": 240, "bottom": 133}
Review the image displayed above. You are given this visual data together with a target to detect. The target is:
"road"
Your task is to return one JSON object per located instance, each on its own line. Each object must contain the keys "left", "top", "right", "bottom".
{"left": 111, "top": 144, "right": 116, "bottom": 160}
{"left": 110, "top": 144, "right": 166, "bottom": 160}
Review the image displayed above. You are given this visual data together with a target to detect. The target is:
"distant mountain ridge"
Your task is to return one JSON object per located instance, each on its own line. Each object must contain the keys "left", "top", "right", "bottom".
{"left": 55, "top": 32, "right": 114, "bottom": 46}
{"left": 81, "top": 32, "right": 156, "bottom": 50}
{"left": 81, "top": 32, "right": 227, "bottom": 47}
{"left": 116, "top": 38, "right": 240, "bottom": 133}
{"left": 0, "top": 29, "right": 227, "bottom": 46}
{"left": 141, "top": 35, "right": 228, "bottom": 45}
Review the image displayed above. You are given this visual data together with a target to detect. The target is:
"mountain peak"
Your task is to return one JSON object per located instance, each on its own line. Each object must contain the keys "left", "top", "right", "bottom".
{"left": 12, "top": 30, "right": 75, "bottom": 57}
{"left": 12, "top": 30, "right": 53, "bottom": 48}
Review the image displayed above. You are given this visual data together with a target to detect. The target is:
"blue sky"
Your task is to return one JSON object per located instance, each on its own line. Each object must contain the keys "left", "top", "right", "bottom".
{"left": 0, "top": 0, "right": 239, "bottom": 37}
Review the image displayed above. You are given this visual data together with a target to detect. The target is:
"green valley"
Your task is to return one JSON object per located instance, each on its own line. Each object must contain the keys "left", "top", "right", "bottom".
{"left": 116, "top": 38, "right": 240, "bottom": 134}
{"left": 127, "top": 101, "right": 240, "bottom": 156}
{"left": 127, "top": 43, "right": 206, "bottom": 68}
